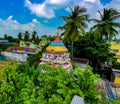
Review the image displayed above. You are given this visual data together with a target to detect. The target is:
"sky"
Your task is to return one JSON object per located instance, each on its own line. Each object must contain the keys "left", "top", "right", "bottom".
{"left": 0, "top": 0, "right": 120, "bottom": 38}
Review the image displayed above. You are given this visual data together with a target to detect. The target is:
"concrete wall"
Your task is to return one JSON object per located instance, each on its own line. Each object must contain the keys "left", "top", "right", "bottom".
{"left": 2, "top": 51, "right": 28, "bottom": 62}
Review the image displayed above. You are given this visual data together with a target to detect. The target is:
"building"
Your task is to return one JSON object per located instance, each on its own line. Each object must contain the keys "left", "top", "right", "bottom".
{"left": 20, "top": 40, "right": 38, "bottom": 49}
{"left": 111, "top": 68, "right": 120, "bottom": 85}
{"left": 2, "top": 40, "right": 38, "bottom": 62}
{"left": 110, "top": 42, "right": 120, "bottom": 63}
{"left": 40, "top": 38, "right": 72, "bottom": 70}
{"left": 0, "top": 40, "right": 8, "bottom": 43}
{"left": 72, "top": 58, "right": 89, "bottom": 70}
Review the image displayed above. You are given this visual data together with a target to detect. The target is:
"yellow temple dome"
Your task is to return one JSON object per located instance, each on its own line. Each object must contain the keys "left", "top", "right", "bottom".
{"left": 46, "top": 38, "right": 68, "bottom": 54}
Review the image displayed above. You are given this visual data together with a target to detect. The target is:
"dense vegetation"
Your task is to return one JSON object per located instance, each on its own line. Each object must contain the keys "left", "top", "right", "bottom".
{"left": 73, "top": 32, "right": 115, "bottom": 70}
{"left": 0, "top": 5, "right": 120, "bottom": 103}
{"left": 0, "top": 44, "right": 15, "bottom": 53}
{"left": 0, "top": 62, "right": 101, "bottom": 104}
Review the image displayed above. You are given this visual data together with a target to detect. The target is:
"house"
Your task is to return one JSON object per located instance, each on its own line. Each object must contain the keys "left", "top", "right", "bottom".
{"left": 110, "top": 42, "right": 120, "bottom": 63}
{"left": 2, "top": 40, "right": 38, "bottom": 62}
{"left": 0, "top": 40, "right": 8, "bottom": 43}
{"left": 20, "top": 40, "right": 38, "bottom": 48}
{"left": 111, "top": 68, "right": 120, "bottom": 85}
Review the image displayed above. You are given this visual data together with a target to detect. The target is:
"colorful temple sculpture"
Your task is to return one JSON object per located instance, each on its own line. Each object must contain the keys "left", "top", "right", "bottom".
{"left": 40, "top": 38, "right": 72, "bottom": 70}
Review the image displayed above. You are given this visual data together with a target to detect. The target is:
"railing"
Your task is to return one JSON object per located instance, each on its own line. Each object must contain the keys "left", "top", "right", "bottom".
{"left": 106, "top": 81, "right": 116, "bottom": 100}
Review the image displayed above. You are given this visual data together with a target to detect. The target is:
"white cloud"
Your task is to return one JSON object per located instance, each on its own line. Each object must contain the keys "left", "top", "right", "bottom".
{"left": 32, "top": 18, "right": 40, "bottom": 24}
{"left": 83, "top": 0, "right": 96, "bottom": 3}
{"left": 0, "top": 16, "right": 55, "bottom": 37}
{"left": 25, "top": 0, "right": 55, "bottom": 19}
{"left": 46, "top": 0, "right": 68, "bottom": 5}
{"left": 7, "top": 15, "right": 13, "bottom": 20}
{"left": 65, "top": 7, "right": 71, "bottom": 13}
{"left": 104, "top": 0, "right": 120, "bottom": 11}
{"left": 25, "top": 0, "right": 72, "bottom": 19}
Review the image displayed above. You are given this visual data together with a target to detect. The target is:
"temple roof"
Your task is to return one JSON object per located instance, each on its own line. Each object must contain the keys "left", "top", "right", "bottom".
{"left": 46, "top": 38, "right": 68, "bottom": 53}
{"left": 49, "top": 38, "right": 65, "bottom": 46}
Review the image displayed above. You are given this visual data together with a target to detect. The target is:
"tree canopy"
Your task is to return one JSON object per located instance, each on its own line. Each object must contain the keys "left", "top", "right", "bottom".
{"left": 74, "top": 32, "right": 115, "bottom": 70}
{"left": 0, "top": 62, "right": 102, "bottom": 104}
{"left": 91, "top": 8, "right": 120, "bottom": 41}
{"left": 58, "top": 5, "right": 89, "bottom": 59}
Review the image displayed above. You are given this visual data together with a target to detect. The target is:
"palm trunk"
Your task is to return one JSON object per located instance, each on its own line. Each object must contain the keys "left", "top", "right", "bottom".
{"left": 71, "top": 41, "right": 74, "bottom": 60}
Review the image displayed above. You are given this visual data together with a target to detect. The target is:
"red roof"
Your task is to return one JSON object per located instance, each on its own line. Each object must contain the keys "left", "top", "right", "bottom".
{"left": 53, "top": 38, "right": 61, "bottom": 42}
{"left": 7, "top": 46, "right": 37, "bottom": 52}
{"left": 15, "top": 47, "right": 37, "bottom": 52}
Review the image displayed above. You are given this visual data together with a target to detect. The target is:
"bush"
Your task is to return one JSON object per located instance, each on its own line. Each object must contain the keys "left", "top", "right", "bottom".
{"left": 0, "top": 62, "right": 102, "bottom": 104}
{"left": 27, "top": 52, "right": 42, "bottom": 68}
{"left": 112, "top": 61, "right": 120, "bottom": 69}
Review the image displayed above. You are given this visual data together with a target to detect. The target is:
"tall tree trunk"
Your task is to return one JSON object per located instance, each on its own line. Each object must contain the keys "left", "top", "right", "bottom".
{"left": 71, "top": 41, "right": 74, "bottom": 60}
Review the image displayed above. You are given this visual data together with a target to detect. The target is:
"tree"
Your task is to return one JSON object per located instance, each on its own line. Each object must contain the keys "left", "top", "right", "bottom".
{"left": 74, "top": 32, "right": 114, "bottom": 70}
{"left": 38, "top": 65, "right": 100, "bottom": 104}
{"left": 17, "top": 32, "right": 22, "bottom": 40}
{"left": 24, "top": 31, "right": 30, "bottom": 41}
{"left": 4, "top": 34, "right": 8, "bottom": 39}
{"left": 27, "top": 51, "right": 42, "bottom": 68}
{"left": 0, "top": 62, "right": 103, "bottom": 104}
{"left": 4, "top": 35, "right": 16, "bottom": 42}
{"left": 91, "top": 8, "right": 120, "bottom": 41}
{"left": 36, "top": 35, "right": 40, "bottom": 44}
{"left": 58, "top": 5, "right": 89, "bottom": 59}
{"left": 32, "top": 31, "right": 37, "bottom": 41}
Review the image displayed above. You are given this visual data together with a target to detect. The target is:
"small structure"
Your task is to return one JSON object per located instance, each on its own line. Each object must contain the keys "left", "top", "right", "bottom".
{"left": 0, "top": 40, "right": 8, "bottom": 43}
{"left": 20, "top": 40, "right": 38, "bottom": 49}
{"left": 110, "top": 42, "right": 120, "bottom": 63}
{"left": 111, "top": 68, "right": 120, "bottom": 84}
{"left": 2, "top": 40, "right": 38, "bottom": 62}
{"left": 71, "top": 95, "right": 84, "bottom": 104}
{"left": 40, "top": 38, "right": 72, "bottom": 70}
{"left": 73, "top": 58, "right": 89, "bottom": 70}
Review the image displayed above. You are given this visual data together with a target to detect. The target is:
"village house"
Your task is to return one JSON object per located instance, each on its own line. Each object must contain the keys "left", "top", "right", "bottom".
{"left": 1, "top": 40, "right": 39, "bottom": 62}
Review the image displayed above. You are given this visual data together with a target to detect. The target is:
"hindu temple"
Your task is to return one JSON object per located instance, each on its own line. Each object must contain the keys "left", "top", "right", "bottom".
{"left": 40, "top": 37, "right": 72, "bottom": 70}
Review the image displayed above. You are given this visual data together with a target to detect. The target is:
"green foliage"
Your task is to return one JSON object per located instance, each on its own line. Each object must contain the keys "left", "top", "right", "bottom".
{"left": 24, "top": 31, "right": 30, "bottom": 41}
{"left": 90, "top": 8, "right": 120, "bottom": 41}
{"left": 3, "top": 35, "right": 17, "bottom": 42}
{"left": 109, "top": 100, "right": 120, "bottom": 104}
{"left": 75, "top": 66, "right": 99, "bottom": 104}
{"left": 74, "top": 32, "right": 115, "bottom": 70}
{"left": 27, "top": 35, "right": 52, "bottom": 68}
{"left": 27, "top": 52, "right": 42, "bottom": 68}
{"left": 58, "top": 5, "right": 89, "bottom": 58}
{"left": 38, "top": 65, "right": 85, "bottom": 104}
{"left": 17, "top": 32, "right": 22, "bottom": 40}
{"left": 0, "top": 43, "right": 14, "bottom": 52}
{"left": 0, "top": 62, "right": 100, "bottom": 104}
{"left": 112, "top": 61, "right": 120, "bottom": 69}
{"left": 31, "top": 31, "right": 37, "bottom": 41}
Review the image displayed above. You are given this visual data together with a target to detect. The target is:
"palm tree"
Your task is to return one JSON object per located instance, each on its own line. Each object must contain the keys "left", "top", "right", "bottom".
{"left": 58, "top": 5, "right": 89, "bottom": 59}
{"left": 32, "top": 31, "right": 37, "bottom": 41}
{"left": 90, "top": 8, "right": 120, "bottom": 41}
{"left": 17, "top": 32, "right": 22, "bottom": 40}
{"left": 4, "top": 34, "right": 8, "bottom": 39}
{"left": 24, "top": 31, "right": 30, "bottom": 41}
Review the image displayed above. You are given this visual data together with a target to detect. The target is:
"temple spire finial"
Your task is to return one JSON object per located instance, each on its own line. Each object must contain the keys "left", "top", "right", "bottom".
{"left": 56, "top": 31, "right": 59, "bottom": 38}
{"left": 56, "top": 28, "right": 60, "bottom": 38}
